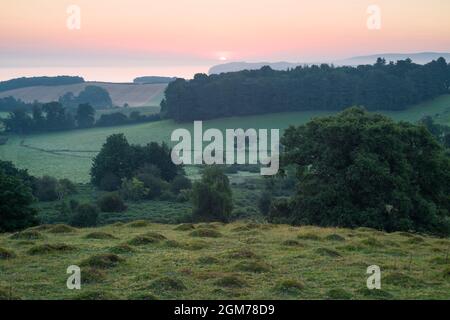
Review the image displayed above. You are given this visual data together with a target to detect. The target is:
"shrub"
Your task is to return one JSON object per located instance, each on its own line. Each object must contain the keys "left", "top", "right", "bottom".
{"left": 80, "top": 253, "right": 124, "bottom": 269}
{"left": 258, "top": 191, "right": 272, "bottom": 215}
{"left": 98, "top": 192, "right": 126, "bottom": 212}
{"left": 34, "top": 176, "right": 59, "bottom": 201}
{"left": 191, "top": 166, "right": 233, "bottom": 222}
{"left": 136, "top": 174, "right": 167, "bottom": 199}
{"left": 69, "top": 203, "right": 99, "bottom": 227}
{"left": 170, "top": 175, "right": 192, "bottom": 194}
{"left": 120, "top": 178, "right": 148, "bottom": 201}
{"left": 99, "top": 172, "right": 121, "bottom": 191}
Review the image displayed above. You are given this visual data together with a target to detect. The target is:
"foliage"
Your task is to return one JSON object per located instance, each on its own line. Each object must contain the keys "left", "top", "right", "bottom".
{"left": 162, "top": 58, "right": 450, "bottom": 121}
{"left": 191, "top": 166, "right": 233, "bottom": 222}
{"left": 97, "top": 192, "right": 127, "bottom": 212}
{"left": 0, "top": 76, "right": 84, "bottom": 93}
{"left": 120, "top": 178, "right": 149, "bottom": 201}
{"left": 69, "top": 203, "right": 99, "bottom": 227}
{"left": 0, "top": 171, "right": 38, "bottom": 232}
{"left": 76, "top": 103, "right": 95, "bottom": 128}
{"left": 59, "top": 85, "right": 112, "bottom": 109}
{"left": 281, "top": 107, "right": 450, "bottom": 235}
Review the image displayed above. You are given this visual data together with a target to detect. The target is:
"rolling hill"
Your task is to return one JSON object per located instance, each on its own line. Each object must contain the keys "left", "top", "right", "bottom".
{"left": 0, "top": 82, "right": 167, "bottom": 107}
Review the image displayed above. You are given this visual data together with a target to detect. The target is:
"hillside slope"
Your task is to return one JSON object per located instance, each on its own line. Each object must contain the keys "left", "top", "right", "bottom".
{"left": 0, "top": 222, "right": 449, "bottom": 300}
{"left": 0, "top": 82, "right": 167, "bottom": 107}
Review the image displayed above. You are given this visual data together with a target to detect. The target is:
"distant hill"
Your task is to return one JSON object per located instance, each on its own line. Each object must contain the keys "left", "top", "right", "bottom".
{"left": 133, "top": 76, "right": 177, "bottom": 84}
{"left": 209, "top": 52, "right": 450, "bottom": 74}
{"left": 0, "top": 76, "right": 84, "bottom": 93}
{"left": 0, "top": 82, "right": 167, "bottom": 107}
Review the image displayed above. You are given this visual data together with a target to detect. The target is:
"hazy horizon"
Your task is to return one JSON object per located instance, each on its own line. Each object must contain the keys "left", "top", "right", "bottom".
{"left": 1, "top": 0, "right": 450, "bottom": 82}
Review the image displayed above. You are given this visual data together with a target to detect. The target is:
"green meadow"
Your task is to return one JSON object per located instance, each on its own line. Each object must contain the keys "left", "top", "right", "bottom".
{"left": 1, "top": 95, "right": 450, "bottom": 182}
{"left": 0, "top": 221, "right": 449, "bottom": 300}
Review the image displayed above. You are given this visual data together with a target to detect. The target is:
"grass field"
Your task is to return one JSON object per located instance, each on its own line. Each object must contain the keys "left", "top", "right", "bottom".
{"left": 1, "top": 95, "right": 450, "bottom": 182}
{"left": 0, "top": 222, "right": 449, "bottom": 300}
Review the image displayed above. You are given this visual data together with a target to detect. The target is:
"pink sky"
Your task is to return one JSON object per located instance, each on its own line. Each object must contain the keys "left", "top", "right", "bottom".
{"left": 1, "top": 0, "right": 450, "bottom": 81}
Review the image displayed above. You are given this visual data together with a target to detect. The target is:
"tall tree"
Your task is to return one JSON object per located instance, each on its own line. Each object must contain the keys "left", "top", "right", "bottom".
{"left": 76, "top": 103, "right": 95, "bottom": 128}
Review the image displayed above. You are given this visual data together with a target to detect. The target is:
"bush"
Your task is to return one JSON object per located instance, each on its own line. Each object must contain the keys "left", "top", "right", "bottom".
{"left": 258, "top": 191, "right": 272, "bottom": 215}
{"left": 98, "top": 192, "right": 126, "bottom": 212}
{"left": 69, "top": 203, "right": 99, "bottom": 227}
{"left": 99, "top": 172, "right": 121, "bottom": 191}
{"left": 34, "top": 176, "right": 59, "bottom": 201}
{"left": 136, "top": 174, "right": 167, "bottom": 199}
{"left": 120, "top": 178, "right": 148, "bottom": 201}
{"left": 191, "top": 167, "right": 233, "bottom": 222}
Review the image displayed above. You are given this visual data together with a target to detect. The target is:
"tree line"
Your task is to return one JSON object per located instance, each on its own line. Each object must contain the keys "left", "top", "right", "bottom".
{"left": 161, "top": 58, "right": 450, "bottom": 122}
{"left": 2, "top": 102, "right": 160, "bottom": 134}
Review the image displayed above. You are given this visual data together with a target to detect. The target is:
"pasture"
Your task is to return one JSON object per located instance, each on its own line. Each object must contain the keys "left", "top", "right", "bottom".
{"left": 1, "top": 95, "right": 450, "bottom": 182}
{"left": 0, "top": 221, "right": 449, "bottom": 300}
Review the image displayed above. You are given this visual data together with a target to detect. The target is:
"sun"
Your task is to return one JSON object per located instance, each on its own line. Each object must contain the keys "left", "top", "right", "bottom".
{"left": 219, "top": 56, "right": 227, "bottom": 61}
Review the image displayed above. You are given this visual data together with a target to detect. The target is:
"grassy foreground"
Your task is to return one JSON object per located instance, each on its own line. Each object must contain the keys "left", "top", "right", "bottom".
{"left": 1, "top": 222, "right": 449, "bottom": 300}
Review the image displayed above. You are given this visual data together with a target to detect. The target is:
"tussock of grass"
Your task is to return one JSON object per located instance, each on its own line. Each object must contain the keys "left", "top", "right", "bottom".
{"left": 80, "top": 253, "right": 124, "bottom": 269}
{"left": 0, "top": 287, "right": 20, "bottom": 300}
{"left": 384, "top": 272, "right": 422, "bottom": 288}
{"left": 0, "top": 247, "right": 16, "bottom": 259}
{"left": 84, "top": 232, "right": 117, "bottom": 240}
{"left": 109, "top": 244, "right": 135, "bottom": 254}
{"left": 407, "top": 236, "right": 425, "bottom": 244}
{"left": 82, "top": 268, "right": 107, "bottom": 283}
{"left": 297, "top": 233, "right": 321, "bottom": 241}
{"left": 185, "top": 241, "right": 210, "bottom": 250}
{"left": 174, "top": 223, "right": 195, "bottom": 231}
{"left": 197, "top": 256, "right": 219, "bottom": 265}
{"left": 126, "top": 220, "right": 151, "bottom": 228}
{"left": 326, "top": 288, "right": 352, "bottom": 300}
{"left": 197, "top": 223, "right": 219, "bottom": 229}
{"left": 128, "top": 292, "right": 158, "bottom": 300}
{"left": 356, "top": 288, "right": 394, "bottom": 300}
{"left": 231, "top": 223, "right": 260, "bottom": 232}
{"left": 325, "top": 234, "right": 345, "bottom": 242}
{"left": 128, "top": 233, "right": 165, "bottom": 246}
{"left": 190, "top": 229, "right": 222, "bottom": 238}
{"left": 47, "top": 224, "right": 76, "bottom": 234}
{"left": 10, "top": 230, "right": 44, "bottom": 240}
{"left": 360, "top": 237, "right": 385, "bottom": 248}
{"left": 27, "top": 224, "right": 53, "bottom": 231}
{"left": 149, "top": 277, "right": 186, "bottom": 291}
{"left": 27, "top": 243, "right": 75, "bottom": 255}
{"left": 282, "top": 239, "right": 304, "bottom": 247}
{"left": 72, "top": 290, "right": 118, "bottom": 300}
{"left": 165, "top": 240, "right": 183, "bottom": 248}
{"left": 274, "top": 279, "right": 305, "bottom": 294}
{"left": 227, "top": 249, "right": 258, "bottom": 259}
{"left": 315, "top": 247, "right": 342, "bottom": 258}
{"left": 214, "top": 275, "right": 247, "bottom": 288}
{"left": 234, "top": 260, "right": 271, "bottom": 273}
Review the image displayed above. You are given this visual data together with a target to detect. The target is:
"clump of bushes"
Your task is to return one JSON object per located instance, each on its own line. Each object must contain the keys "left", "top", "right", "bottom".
{"left": 80, "top": 253, "right": 124, "bottom": 269}
{"left": 97, "top": 192, "right": 126, "bottom": 213}
{"left": 34, "top": 176, "right": 77, "bottom": 201}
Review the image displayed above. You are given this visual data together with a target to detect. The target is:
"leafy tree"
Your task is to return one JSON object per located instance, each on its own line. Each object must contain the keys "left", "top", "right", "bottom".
{"left": 191, "top": 166, "right": 233, "bottom": 222}
{"left": 0, "top": 172, "right": 38, "bottom": 232}
{"left": 77, "top": 86, "right": 112, "bottom": 109}
{"left": 170, "top": 175, "right": 192, "bottom": 194}
{"left": 120, "top": 178, "right": 149, "bottom": 201}
{"left": 280, "top": 107, "right": 450, "bottom": 235}
{"left": 76, "top": 103, "right": 95, "bottom": 128}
